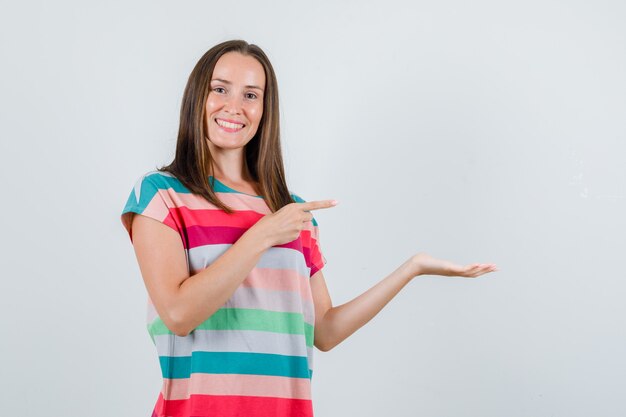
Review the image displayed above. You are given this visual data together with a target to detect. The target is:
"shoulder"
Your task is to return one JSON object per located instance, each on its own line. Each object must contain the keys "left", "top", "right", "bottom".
{"left": 134, "top": 170, "right": 179, "bottom": 188}
{"left": 125, "top": 170, "right": 190, "bottom": 208}
{"left": 131, "top": 170, "right": 189, "bottom": 196}
{"left": 289, "top": 192, "right": 306, "bottom": 203}
{"left": 121, "top": 170, "right": 184, "bottom": 238}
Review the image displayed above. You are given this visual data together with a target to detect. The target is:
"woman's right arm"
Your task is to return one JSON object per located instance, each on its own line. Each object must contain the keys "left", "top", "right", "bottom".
{"left": 131, "top": 214, "right": 270, "bottom": 337}
{"left": 130, "top": 199, "right": 337, "bottom": 337}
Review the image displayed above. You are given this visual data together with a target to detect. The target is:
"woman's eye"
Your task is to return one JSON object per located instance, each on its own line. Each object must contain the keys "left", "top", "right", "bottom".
{"left": 213, "top": 87, "right": 225, "bottom": 93}
{"left": 246, "top": 93, "right": 258, "bottom": 99}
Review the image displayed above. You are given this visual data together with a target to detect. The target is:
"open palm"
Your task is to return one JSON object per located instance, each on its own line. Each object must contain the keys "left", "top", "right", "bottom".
{"left": 412, "top": 253, "right": 498, "bottom": 278}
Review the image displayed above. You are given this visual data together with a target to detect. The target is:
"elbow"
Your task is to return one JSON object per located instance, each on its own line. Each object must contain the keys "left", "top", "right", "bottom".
{"left": 317, "top": 344, "right": 332, "bottom": 352}
{"left": 315, "top": 336, "right": 336, "bottom": 352}
{"left": 315, "top": 310, "right": 338, "bottom": 352}
{"left": 164, "top": 303, "right": 222, "bottom": 338}
{"left": 315, "top": 342, "right": 330, "bottom": 352}
{"left": 163, "top": 308, "right": 191, "bottom": 338}
{"left": 172, "top": 326, "right": 190, "bottom": 338}
{"left": 164, "top": 317, "right": 190, "bottom": 338}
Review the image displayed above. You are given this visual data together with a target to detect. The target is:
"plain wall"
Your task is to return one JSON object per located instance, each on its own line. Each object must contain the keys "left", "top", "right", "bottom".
{"left": 1, "top": 0, "right": 625, "bottom": 416}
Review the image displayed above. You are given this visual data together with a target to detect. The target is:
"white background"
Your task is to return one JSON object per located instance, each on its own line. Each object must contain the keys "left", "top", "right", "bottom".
{"left": 1, "top": 1, "right": 625, "bottom": 416}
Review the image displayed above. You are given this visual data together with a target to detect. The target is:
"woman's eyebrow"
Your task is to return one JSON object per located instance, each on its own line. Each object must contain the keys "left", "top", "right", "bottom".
{"left": 211, "top": 78, "right": 264, "bottom": 91}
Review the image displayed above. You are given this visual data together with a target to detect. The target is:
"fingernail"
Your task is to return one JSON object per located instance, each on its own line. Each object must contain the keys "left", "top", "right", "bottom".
{"left": 331, "top": 200, "right": 338, "bottom": 205}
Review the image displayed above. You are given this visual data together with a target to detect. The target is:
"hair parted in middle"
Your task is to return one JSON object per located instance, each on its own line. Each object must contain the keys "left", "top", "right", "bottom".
{"left": 158, "top": 39, "right": 295, "bottom": 214}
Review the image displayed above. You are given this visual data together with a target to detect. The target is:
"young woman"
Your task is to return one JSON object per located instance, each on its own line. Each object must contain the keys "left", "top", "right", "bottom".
{"left": 121, "top": 39, "right": 498, "bottom": 417}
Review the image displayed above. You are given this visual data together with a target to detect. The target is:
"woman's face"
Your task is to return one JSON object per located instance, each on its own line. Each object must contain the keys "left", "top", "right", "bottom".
{"left": 205, "top": 51, "right": 266, "bottom": 151}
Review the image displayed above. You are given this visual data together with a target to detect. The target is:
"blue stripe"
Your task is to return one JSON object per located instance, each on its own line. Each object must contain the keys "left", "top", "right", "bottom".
{"left": 159, "top": 351, "right": 312, "bottom": 379}
{"left": 121, "top": 171, "right": 308, "bottom": 216}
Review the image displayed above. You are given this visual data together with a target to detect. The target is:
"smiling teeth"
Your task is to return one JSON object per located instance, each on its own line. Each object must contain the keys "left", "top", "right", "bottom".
{"left": 217, "top": 119, "right": 244, "bottom": 129}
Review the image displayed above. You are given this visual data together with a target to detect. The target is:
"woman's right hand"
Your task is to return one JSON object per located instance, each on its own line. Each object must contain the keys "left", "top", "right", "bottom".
{"left": 249, "top": 200, "right": 338, "bottom": 248}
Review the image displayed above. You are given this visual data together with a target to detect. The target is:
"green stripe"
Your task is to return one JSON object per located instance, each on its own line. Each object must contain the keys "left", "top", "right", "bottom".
{"left": 148, "top": 308, "right": 314, "bottom": 347}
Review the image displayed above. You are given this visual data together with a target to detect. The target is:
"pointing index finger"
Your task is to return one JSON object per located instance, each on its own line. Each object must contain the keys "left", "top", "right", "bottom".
{"left": 298, "top": 200, "right": 338, "bottom": 211}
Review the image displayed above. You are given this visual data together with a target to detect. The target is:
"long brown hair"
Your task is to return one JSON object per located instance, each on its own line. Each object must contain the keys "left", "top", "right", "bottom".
{"left": 158, "top": 39, "right": 294, "bottom": 214}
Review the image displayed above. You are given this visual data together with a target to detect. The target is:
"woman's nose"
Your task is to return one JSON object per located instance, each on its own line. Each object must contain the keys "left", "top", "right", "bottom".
{"left": 223, "top": 94, "right": 243, "bottom": 114}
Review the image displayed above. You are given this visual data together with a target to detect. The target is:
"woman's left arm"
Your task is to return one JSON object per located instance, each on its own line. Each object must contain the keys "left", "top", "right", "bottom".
{"left": 311, "top": 254, "right": 498, "bottom": 352}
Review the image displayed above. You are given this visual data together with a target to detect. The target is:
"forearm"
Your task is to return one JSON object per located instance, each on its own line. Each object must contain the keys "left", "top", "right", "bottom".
{"left": 317, "top": 259, "right": 417, "bottom": 351}
{"left": 172, "top": 229, "right": 269, "bottom": 336}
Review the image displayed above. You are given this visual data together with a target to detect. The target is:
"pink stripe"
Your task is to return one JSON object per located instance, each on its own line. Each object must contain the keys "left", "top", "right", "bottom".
{"left": 152, "top": 391, "right": 314, "bottom": 417}
{"left": 161, "top": 189, "right": 272, "bottom": 213}
{"left": 159, "top": 189, "right": 319, "bottom": 234}
{"left": 140, "top": 198, "right": 173, "bottom": 228}
{"left": 173, "top": 206, "right": 262, "bottom": 228}
{"left": 243, "top": 267, "right": 312, "bottom": 301}
{"left": 185, "top": 224, "right": 315, "bottom": 254}
{"left": 186, "top": 225, "right": 248, "bottom": 247}
{"left": 161, "top": 374, "right": 311, "bottom": 400}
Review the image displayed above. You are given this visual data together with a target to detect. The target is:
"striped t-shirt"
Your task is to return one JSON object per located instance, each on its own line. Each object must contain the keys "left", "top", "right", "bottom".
{"left": 121, "top": 170, "right": 327, "bottom": 417}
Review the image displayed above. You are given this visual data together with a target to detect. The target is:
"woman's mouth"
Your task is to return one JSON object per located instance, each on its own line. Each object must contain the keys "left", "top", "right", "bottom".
{"left": 215, "top": 118, "right": 245, "bottom": 133}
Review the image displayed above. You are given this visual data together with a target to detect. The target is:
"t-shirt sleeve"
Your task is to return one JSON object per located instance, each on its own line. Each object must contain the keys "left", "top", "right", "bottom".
{"left": 308, "top": 215, "right": 327, "bottom": 278}
{"left": 291, "top": 193, "right": 328, "bottom": 278}
{"left": 120, "top": 172, "right": 180, "bottom": 243}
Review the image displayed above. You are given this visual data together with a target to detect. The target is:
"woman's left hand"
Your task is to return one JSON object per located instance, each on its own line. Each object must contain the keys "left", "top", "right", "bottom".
{"left": 409, "top": 253, "right": 498, "bottom": 278}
